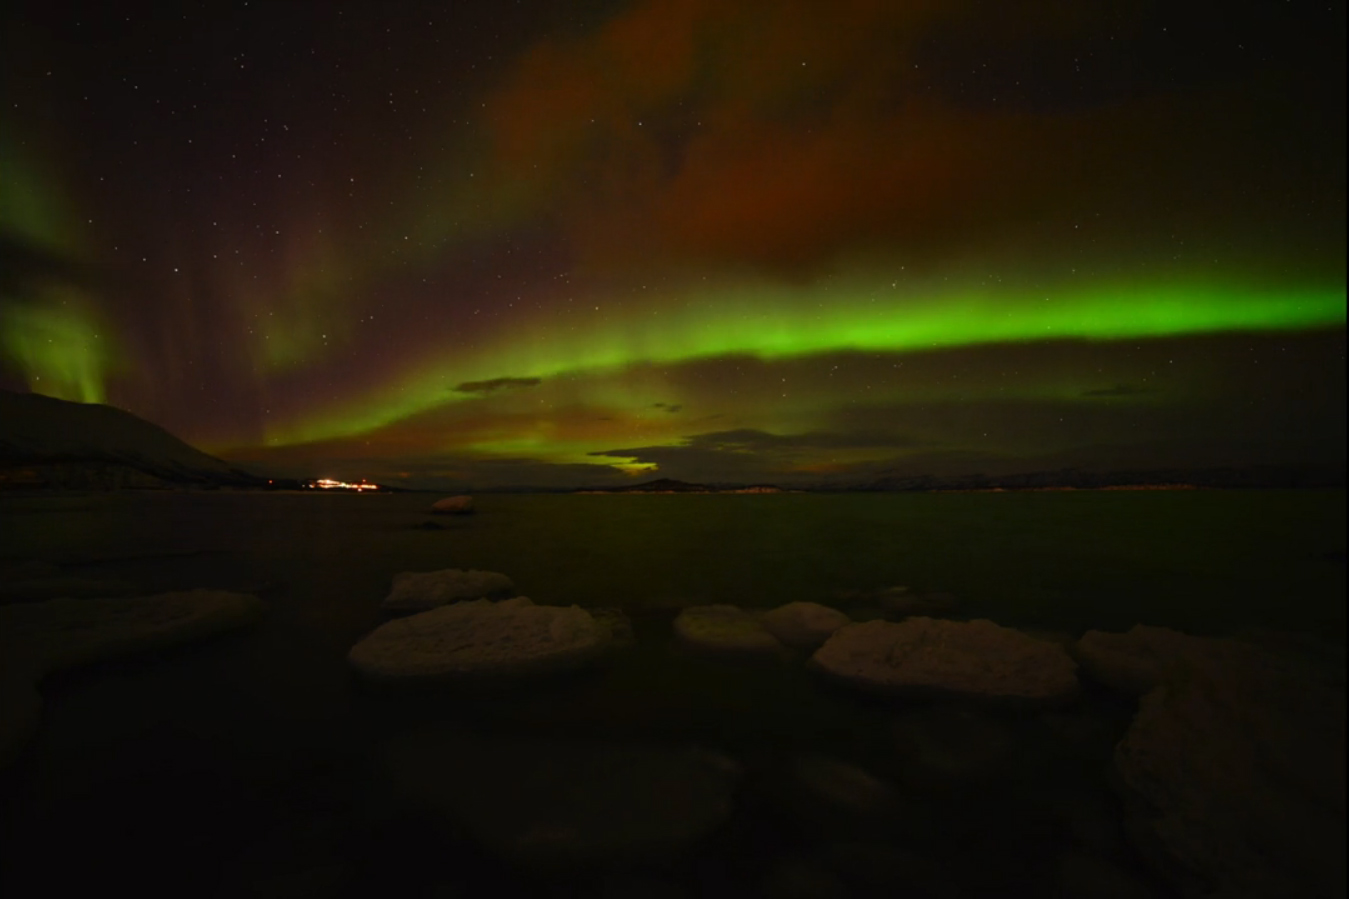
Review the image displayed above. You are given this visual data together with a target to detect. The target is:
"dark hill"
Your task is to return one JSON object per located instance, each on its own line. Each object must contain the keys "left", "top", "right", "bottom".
{"left": 0, "top": 390, "right": 263, "bottom": 489}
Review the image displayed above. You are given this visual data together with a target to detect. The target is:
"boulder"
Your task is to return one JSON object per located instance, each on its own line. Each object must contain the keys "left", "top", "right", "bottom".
{"left": 761, "top": 602, "right": 851, "bottom": 650}
{"left": 384, "top": 732, "right": 741, "bottom": 866}
{"left": 381, "top": 568, "right": 515, "bottom": 611}
{"left": 349, "top": 597, "right": 611, "bottom": 682}
{"left": 1072, "top": 625, "right": 1221, "bottom": 696}
{"left": 673, "top": 605, "right": 785, "bottom": 657}
{"left": 810, "top": 617, "right": 1080, "bottom": 707}
{"left": 890, "top": 706, "right": 1017, "bottom": 788}
{"left": 1101, "top": 628, "right": 1346, "bottom": 898}
{"left": 788, "top": 753, "right": 896, "bottom": 816}
{"left": 430, "top": 495, "right": 474, "bottom": 514}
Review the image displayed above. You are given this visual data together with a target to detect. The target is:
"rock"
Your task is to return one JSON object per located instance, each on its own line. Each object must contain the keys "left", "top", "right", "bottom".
{"left": 0, "top": 590, "right": 265, "bottom": 677}
{"left": 761, "top": 602, "right": 851, "bottom": 650}
{"left": 381, "top": 568, "right": 516, "bottom": 611}
{"left": 586, "top": 607, "right": 637, "bottom": 649}
{"left": 673, "top": 604, "right": 785, "bottom": 657}
{"left": 430, "top": 495, "right": 474, "bottom": 514}
{"left": 1072, "top": 625, "right": 1216, "bottom": 696}
{"left": 1109, "top": 632, "right": 1346, "bottom": 898}
{"left": 810, "top": 617, "right": 1081, "bottom": 707}
{"left": 789, "top": 753, "right": 896, "bottom": 815}
{"left": 348, "top": 597, "right": 612, "bottom": 682}
{"left": 384, "top": 733, "right": 741, "bottom": 867}
{"left": 890, "top": 706, "right": 1017, "bottom": 788}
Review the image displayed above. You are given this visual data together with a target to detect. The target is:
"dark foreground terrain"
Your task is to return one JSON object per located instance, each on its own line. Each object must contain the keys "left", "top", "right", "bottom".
{"left": 0, "top": 490, "right": 1343, "bottom": 897}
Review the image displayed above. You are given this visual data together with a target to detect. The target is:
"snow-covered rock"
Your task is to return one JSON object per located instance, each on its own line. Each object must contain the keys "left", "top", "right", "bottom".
{"left": 381, "top": 568, "right": 515, "bottom": 611}
{"left": 430, "top": 495, "right": 474, "bottom": 514}
{"left": 673, "top": 605, "right": 785, "bottom": 657}
{"left": 384, "top": 732, "right": 741, "bottom": 866}
{"left": 1090, "top": 626, "right": 1347, "bottom": 898}
{"left": 349, "top": 597, "right": 611, "bottom": 681}
{"left": 810, "top": 617, "right": 1080, "bottom": 706}
{"left": 760, "top": 601, "right": 851, "bottom": 650}
{"left": 1072, "top": 624, "right": 1220, "bottom": 696}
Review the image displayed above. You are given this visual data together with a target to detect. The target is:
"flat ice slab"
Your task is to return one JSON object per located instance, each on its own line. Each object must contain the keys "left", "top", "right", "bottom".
{"left": 382, "top": 568, "right": 515, "bottom": 611}
{"left": 673, "top": 604, "right": 785, "bottom": 656}
{"left": 810, "top": 617, "right": 1080, "bottom": 706}
{"left": 430, "top": 495, "right": 474, "bottom": 513}
{"left": 385, "top": 732, "right": 741, "bottom": 866}
{"left": 349, "top": 596, "right": 610, "bottom": 681}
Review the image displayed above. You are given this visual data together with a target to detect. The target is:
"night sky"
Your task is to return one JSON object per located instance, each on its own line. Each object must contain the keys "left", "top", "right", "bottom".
{"left": 2, "top": 1, "right": 1344, "bottom": 488}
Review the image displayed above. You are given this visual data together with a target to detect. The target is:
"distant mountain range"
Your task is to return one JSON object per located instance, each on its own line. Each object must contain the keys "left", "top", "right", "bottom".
{"left": 2, "top": 391, "right": 1341, "bottom": 493}
{"left": 843, "top": 465, "right": 1346, "bottom": 491}
{"left": 0, "top": 390, "right": 264, "bottom": 490}
{"left": 575, "top": 478, "right": 786, "bottom": 494}
{"left": 569, "top": 466, "right": 1344, "bottom": 494}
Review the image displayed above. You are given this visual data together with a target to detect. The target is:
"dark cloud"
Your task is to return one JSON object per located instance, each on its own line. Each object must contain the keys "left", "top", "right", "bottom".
{"left": 590, "top": 426, "right": 931, "bottom": 483}
{"left": 652, "top": 402, "right": 683, "bottom": 413}
{"left": 683, "top": 428, "right": 924, "bottom": 452}
{"left": 1082, "top": 384, "right": 1159, "bottom": 398}
{"left": 474, "top": 0, "right": 1345, "bottom": 276}
{"left": 453, "top": 376, "right": 543, "bottom": 395}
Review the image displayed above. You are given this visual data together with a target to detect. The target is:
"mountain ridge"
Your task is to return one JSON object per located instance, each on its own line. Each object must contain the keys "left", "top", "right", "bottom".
{"left": 0, "top": 390, "right": 263, "bottom": 489}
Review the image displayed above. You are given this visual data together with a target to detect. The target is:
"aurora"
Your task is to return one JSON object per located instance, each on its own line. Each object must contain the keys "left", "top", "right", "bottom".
{"left": 263, "top": 277, "right": 1345, "bottom": 449}
{"left": 1, "top": 0, "right": 1343, "bottom": 488}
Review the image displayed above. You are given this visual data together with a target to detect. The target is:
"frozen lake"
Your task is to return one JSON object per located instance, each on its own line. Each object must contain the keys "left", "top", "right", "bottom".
{"left": 0, "top": 490, "right": 1343, "bottom": 897}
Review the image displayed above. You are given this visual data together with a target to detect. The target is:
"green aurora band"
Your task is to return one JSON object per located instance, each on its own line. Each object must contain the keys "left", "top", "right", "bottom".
{"left": 263, "top": 276, "right": 1345, "bottom": 448}
{"left": 1, "top": 296, "right": 113, "bottom": 404}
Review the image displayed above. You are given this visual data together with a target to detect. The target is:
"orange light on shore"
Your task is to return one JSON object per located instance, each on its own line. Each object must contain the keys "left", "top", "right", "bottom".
{"left": 314, "top": 478, "right": 379, "bottom": 491}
